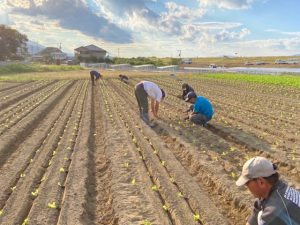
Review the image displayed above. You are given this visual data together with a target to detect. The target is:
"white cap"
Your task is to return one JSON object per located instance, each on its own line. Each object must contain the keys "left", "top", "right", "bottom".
{"left": 236, "top": 156, "right": 276, "bottom": 186}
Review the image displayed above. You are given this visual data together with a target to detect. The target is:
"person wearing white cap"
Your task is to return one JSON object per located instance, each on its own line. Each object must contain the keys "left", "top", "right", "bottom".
{"left": 236, "top": 156, "right": 300, "bottom": 225}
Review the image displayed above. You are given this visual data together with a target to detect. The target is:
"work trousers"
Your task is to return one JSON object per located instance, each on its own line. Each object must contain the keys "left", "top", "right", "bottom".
{"left": 134, "top": 83, "right": 150, "bottom": 122}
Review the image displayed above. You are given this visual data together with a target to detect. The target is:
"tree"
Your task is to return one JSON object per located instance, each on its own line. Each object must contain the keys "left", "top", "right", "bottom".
{"left": 0, "top": 25, "right": 28, "bottom": 60}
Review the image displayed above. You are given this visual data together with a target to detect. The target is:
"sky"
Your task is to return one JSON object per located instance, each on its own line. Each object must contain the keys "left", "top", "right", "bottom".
{"left": 0, "top": 0, "right": 300, "bottom": 58}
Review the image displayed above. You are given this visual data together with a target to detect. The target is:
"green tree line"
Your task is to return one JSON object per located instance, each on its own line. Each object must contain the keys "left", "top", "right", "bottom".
{"left": 112, "top": 57, "right": 181, "bottom": 66}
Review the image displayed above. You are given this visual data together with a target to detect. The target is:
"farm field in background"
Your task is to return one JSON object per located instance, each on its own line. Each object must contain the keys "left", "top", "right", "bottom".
{"left": 0, "top": 70, "right": 299, "bottom": 225}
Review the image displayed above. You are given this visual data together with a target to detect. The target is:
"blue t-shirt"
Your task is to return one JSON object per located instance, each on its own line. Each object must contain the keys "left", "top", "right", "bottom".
{"left": 193, "top": 96, "right": 214, "bottom": 119}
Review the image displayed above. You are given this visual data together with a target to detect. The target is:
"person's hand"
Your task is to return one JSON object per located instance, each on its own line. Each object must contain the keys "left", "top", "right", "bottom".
{"left": 153, "top": 113, "right": 159, "bottom": 118}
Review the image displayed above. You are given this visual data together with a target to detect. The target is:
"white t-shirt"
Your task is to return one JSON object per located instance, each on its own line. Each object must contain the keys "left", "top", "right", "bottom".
{"left": 142, "top": 81, "right": 163, "bottom": 102}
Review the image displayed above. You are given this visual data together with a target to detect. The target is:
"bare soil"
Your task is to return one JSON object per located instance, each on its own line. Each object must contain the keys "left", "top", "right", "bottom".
{"left": 0, "top": 74, "right": 299, "bottom": 225}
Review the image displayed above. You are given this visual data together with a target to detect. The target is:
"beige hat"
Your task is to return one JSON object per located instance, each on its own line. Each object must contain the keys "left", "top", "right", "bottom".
{"left": 236, "top": 156, "right": 276, "bottom": 186}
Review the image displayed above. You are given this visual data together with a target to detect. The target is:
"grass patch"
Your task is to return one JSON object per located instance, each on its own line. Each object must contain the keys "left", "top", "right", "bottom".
{"left": 0, "top": 63, "right": 84, "bottom": 81}
{"left": 0, "top": 63, "right": 83, "bottom": 75}
{"left": 195, "top": 73, "right": 300, "bottom": 88}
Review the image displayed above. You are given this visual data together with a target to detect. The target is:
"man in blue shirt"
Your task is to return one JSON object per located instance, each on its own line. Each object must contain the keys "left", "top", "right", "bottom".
{"left": 185, "top": 91, "right": 214, "bottom": 126}
{"left": 90, "top": 70, "right": 101, "bottom": 85}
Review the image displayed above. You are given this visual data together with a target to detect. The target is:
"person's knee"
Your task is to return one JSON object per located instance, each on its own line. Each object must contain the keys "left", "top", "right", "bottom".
{"left": 190, "top": 114, "right": 205, "bottom": 125}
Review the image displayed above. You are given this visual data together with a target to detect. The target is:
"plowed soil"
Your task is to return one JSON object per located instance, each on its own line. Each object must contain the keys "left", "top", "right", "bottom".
{"left": 0, "top": 73, "right": 299, "bottom": 225}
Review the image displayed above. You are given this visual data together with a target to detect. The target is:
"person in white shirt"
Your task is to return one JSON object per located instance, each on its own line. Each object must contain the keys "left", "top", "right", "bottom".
{"left": 134, "top": 81, "right": 166, "bottom": 127}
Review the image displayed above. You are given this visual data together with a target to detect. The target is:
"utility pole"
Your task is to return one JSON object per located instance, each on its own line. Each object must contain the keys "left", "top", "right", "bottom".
{"left": 118, "top": 48, "right": 120, "bottom": 58}
{"left": 177, "top": 50, "right": 181, "bottom": 58}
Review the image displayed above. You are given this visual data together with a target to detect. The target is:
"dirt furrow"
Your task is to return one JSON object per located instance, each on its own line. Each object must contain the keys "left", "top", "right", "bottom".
{"left": 0, "top": 81, "right": 56, "bottom": 111}
{"left": 0, "top": 81, "right": 86, "bottom": 225}
{"left": 107, "top": 79, "right": 232, "bottom": 225}
{"left": 99, "top": 80, "right": 174, "bottom": 225}
{"left": 0, "top": 81, "right": 71, "bottom": 135}
{"left": 0, "top": 81, "right": 72, "bottom": 168}
{"left": 25, "top": 81, "right": 88, "bottom": 225}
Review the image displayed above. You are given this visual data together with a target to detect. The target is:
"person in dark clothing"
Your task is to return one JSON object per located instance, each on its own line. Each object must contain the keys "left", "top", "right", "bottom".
{"left": 90, "top": 70, "right": 101, "bottom": 85}
{"left": 182, "top": 83, "right": 195, "bottom": 100}
{"left": 119, "top": 74, "right": 129, "bottom": 84}
{"left": 236, "top": 156, "right": 300, "bottom": 225}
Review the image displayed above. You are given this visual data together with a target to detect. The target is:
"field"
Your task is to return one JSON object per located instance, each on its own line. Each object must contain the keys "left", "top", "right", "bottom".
{"left": 183, "top": 56, "right": 300, "bottom": 68}
{"left": 0, "top": 70, "right": 299, "bottom": 225}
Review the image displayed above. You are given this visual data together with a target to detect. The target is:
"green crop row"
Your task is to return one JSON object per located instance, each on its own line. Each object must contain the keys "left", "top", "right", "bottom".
{"left": 190, "top": 73, "right": 300, "bottom": 88}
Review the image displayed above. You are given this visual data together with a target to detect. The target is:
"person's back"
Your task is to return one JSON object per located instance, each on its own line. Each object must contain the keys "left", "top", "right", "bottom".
{"left": 143, "top": 81, "right": 163, "bottom": 102}
{"left": 90, "top": 70, "right": 101, "bottom": 85}
{"left": 194, "top": 96, "right": 214, "bottom": 119}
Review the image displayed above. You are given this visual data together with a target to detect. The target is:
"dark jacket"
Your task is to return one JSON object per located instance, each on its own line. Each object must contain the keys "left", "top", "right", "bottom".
{"left": 248, "top": 180, "right": 300, "bottom": 225}
{"left": 182, "top": 83, "right": 195, "bottom": 100}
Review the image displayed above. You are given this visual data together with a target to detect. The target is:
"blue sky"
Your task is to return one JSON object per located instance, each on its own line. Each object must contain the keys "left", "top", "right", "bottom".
{"left": 0, "top": 0, "right": 299, "bottom": 57}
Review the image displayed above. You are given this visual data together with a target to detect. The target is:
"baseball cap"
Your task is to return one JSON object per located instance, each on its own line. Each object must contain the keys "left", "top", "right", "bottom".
{"left": 236, "top": 156, "right": 277, "bottom": 186}
{"left": 185, "top": 91, "right": 196, "bottom": 102}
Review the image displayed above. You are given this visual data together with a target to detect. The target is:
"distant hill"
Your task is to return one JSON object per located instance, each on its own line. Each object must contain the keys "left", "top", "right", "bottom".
{"left": 26, "top": 41, "right": 45, "bottom": 55}
{"left": 293, "top": 54, "right": 300, "bottom": 56}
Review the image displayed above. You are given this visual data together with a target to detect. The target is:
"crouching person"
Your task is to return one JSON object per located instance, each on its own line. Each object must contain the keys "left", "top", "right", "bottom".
{"left": 184, "top": 91, "right": 214, "bottom": 126}
{"left": 119, "top": 74, "right": 129, "bottom": 84}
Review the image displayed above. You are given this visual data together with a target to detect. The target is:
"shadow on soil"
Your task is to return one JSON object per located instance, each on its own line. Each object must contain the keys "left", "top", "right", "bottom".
{"left": 152, "top": 119, "right": 273, "bottom": 155}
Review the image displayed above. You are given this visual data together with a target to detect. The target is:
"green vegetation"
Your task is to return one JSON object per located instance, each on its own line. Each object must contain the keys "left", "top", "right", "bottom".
{"left": 198, "top": 73, "right": 300, "bottom": 88}
{"left": 0, "top": 63, "right": 82, "bottom": 75}
{"left": 113, "top": 57, "right": 181, "bottom": 66}
{"left": 0, "top": 63, "right": 84, "bottom": 81}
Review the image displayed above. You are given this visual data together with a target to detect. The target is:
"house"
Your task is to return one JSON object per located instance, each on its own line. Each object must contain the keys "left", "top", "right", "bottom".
{"left": 74, "top": 44, "right": 108, "bottom": 62}
{"left": 33, "top": 47, "right": 67, "bottom": 64}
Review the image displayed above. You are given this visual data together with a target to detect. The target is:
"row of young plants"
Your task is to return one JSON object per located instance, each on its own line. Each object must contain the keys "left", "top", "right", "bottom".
{"left": 103, "top": 79, "right": 207, "bottom": 225}
{"left": 99, "top": 80, "right": 176, "bottom": 225}
{"left": 0, "top": 81, "right": 68, "bottom": 135}
{"left": 108, "top": 78, "right": 239, "bottom": 224}
{"left": 116, "top": 78, "right": 297, "bottom": 212}
{"left": 0, "top": 81, "right": 51, "bottom": 107}
{"left": 150, "top": 76, "right": 299, "bottom": 167}
{"left": 0, "top": 81, "right": 88, "bottom": 225}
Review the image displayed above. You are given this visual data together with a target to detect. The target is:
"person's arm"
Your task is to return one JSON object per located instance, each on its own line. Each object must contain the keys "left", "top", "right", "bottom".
{"left": 151, "top": 99, "right": 159, "bottom": 118}
{"left": 154, "top": 101, "right": 159, "bottom": 117}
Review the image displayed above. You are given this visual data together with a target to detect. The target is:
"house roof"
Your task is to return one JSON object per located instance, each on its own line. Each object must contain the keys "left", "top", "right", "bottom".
{"left": 38, "top": 47, "right": 62, "bottom": 55}
{"left": 74, "top": 44, "right": 107, "bottom": 52}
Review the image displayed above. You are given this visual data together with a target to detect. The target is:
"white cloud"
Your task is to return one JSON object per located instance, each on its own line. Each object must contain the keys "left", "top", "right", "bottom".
{"left": 199, "top": 0, "right": 253, "bottom": 10}
{"left": 8, "top": 0, "right": 133, "bottom": 43}
{"left": 214, "top": 28, "right": 250, "bottom": 42}
{"left": 163, "top": 2, "right": 206, "bottom": 21}
{"left": 266, "top": 29, "right": 300, "bottom": 37}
